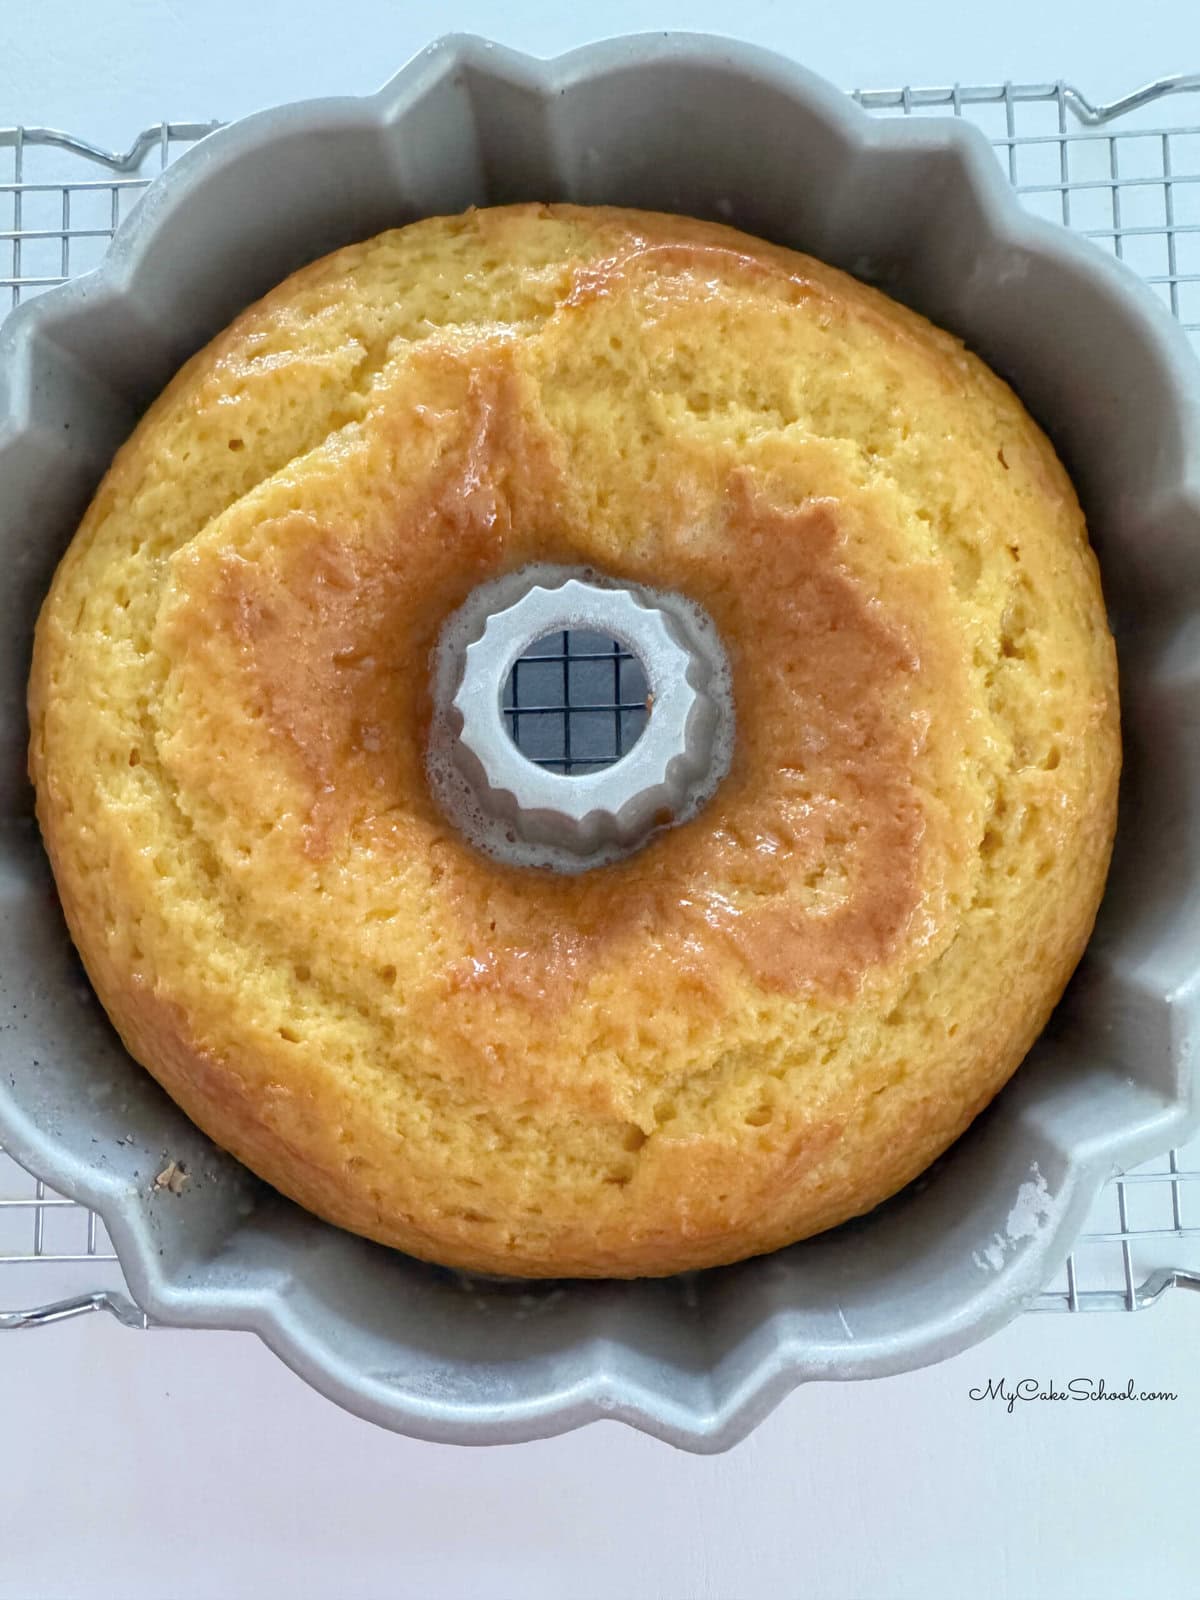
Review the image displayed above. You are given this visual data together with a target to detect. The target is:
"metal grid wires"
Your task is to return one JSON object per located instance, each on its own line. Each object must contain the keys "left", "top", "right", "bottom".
{"left": 0, "top": 1148, "right": 138, "bottom": 1330}
{"left": 1031, "top": 1136, "right": 1200, "bottom": 1312}
{"left": 1, "top": 121, "right": 217, "bottom": 311}
{"left": 504, "top": 630, "right": 650, "bottom": 774}
{"left": 856, "top": 80, "right": 1200, "bottom": 353}
{"left": 3, "top": 79, "right": 1200, "bottom": 1325}
{"left": 0, "top": 1147, "right": 114, "bottom": 1266}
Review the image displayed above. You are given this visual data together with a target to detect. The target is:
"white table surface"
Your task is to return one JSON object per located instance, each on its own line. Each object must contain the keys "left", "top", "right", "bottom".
{"left": 2, "top": 5, "right": 1199, "bottom": 1597}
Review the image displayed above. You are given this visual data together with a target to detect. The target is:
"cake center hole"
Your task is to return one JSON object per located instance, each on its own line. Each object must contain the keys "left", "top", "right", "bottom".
{"left": 502, "top": 630, "right": 650, "bottom": 774}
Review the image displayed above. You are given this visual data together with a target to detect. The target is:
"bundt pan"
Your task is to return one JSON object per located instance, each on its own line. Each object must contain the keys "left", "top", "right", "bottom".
{"left": 1, "top": 34, "right": 1198, "bottom": 1451}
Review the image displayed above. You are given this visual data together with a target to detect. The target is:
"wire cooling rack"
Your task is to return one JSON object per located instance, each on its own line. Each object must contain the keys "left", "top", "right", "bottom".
{"left": 2, "top": 77, "right": 1199, "bottom": 1330}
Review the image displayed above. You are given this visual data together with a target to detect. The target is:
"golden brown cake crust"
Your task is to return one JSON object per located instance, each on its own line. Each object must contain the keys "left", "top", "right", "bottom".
{"left": 28, "top": 205, "right": 1120, "bottom": 1276}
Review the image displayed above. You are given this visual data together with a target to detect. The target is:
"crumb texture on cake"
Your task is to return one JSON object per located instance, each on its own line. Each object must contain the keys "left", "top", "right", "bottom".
{"left": 29, "top": 205, "right": 1120, "bottom": 1276}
